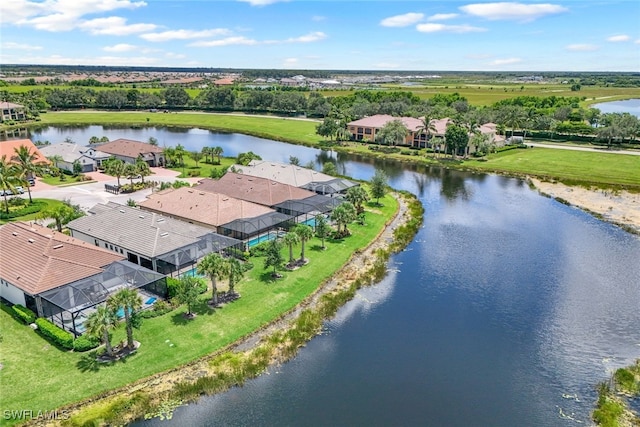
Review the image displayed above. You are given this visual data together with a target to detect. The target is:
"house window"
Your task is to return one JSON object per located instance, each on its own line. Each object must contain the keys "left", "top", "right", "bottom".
{"left": 94, "top": 239, "right": 99, "bottom": 246}
{"left": 104, "top": 243, "right": 108, "bottom": 248}
{"left": 357, "top": 127, "right": 363, "bottom": 134}
{"left": 365, "top": 128, "right": 372, "bottom": 135}
{"left": 109, "top": 244, "right": 113, "bottom": 250}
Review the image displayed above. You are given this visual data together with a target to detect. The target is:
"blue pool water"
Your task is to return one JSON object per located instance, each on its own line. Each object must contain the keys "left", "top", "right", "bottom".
{"left": 248, "top": 231, "right": 286, "bottom": 248}
{"left": 179, "top": 268, "right": 204, "bottom": 278}
{"left": 301, "top": 218, "right": 316, "bottom": 228}
{"left": 145, "top": 297, "right": 157, "bottom": 305}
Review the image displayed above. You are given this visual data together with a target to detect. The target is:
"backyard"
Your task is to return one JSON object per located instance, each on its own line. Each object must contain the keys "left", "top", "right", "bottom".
{"left": 0, "top": 192, "right": 398, "bottom": 425}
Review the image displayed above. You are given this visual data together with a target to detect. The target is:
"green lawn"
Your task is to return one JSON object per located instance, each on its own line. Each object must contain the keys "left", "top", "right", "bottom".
{"left": 0, "top": 193, "right": 398, "bottom": 424}
{"left": 464, "top": 147, "right": 640, "bottom": 189}
{"left": 0, "top": 198, "right": 66, "bottom": 225}
{"left": 168, "top": 156, "right": 236, "bottom": 179}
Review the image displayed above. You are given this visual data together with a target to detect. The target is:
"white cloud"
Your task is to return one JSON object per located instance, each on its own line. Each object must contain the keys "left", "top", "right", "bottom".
{"left": 635, "top": 39, "right": 640, "bottom": 45}
{"left": 103, "top": 43, "right": 138, "bottom": 52}
{"left": 565, "top": 44, "right": 599, "bottom": 51}
{"left": 78, "top": 16, "right": 157, "bottom": 35}
{"left": 490, "top": 57, "right": 522, "bottom": 65}
{"left": 237, "top": 0, "right": 288, "bottom": 5}
{"left": 1, "top": 41, "right": 42, "bottom": 50}
{"left": 284, "top": 32, "right": 327, "bottom": 43}
{"left": 190, "top": 36, "right": 259, "bottom": 47}
{"left": 141, "top": 29, "right": 231, "bottom": 42}
{"left": 607, "top": 35, "right": 630, "bottom": 42}
{"left": 460, "top": 2, "right": 568, "bottom": 22}
{"left": 416, "top": 23, "right": 486, "bottom": 33}
{"left": 312, "top": 15, "right": 326, "bottom": 22}
{"left": 427, "top": 13, "right": 459, "bottom": 21}
{"left": 380, "top": 12, "right": 424, "bottom": 27}
{"left": 6, "top": 0, "right": 147, "bottom": 30}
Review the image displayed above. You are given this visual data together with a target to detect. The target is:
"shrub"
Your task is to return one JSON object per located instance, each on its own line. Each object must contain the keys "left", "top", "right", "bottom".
{"left": 138, "top": 300, "right": 173, "bottom": 318}
{"left": 73, "top": 335, "right": 100, "bottom": 352}
{"left": 12, "top": 304, "right": 36, "bottom": 324}
{"left": 0, "top": 201, "right": 44, "bottom": 220}
{"left": 35, "top": 318, "right": 74, "bottom": 349}
{"left": 166, "top": 277, "right": 180, "bottom": 299}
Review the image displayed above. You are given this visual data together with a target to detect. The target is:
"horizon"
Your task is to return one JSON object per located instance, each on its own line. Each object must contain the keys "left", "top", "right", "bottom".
{"left": 1, "top": 1, "right": 639, "bottom": 72}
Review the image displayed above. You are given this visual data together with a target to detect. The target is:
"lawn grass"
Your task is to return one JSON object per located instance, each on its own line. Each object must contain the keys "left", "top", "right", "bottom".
{"left": 0, "top": 198, "right": 66, "bottom": 225}
{"left": 463, "top": 147, "right": 640, "bottom": 189}
{"left": 168, "top": 156, "right": 236, "bottom": 179}
{"left": 0, "top": 193, "right": 398, "bottom": 425}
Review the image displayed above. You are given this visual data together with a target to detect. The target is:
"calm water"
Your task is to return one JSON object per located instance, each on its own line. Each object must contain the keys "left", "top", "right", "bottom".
{"left": 592, "top": 98, "right": 640, "bottom": 117}
{"left": 9, "top": 126, "right": 640, "bottom": 426}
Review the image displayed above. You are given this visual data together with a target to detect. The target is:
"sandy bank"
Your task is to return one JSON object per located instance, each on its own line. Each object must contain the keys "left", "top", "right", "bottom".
{"left": 530, "top": 178, "right": 640, "bottom": 234}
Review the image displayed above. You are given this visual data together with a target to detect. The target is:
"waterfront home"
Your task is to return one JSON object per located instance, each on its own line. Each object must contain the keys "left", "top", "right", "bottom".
{"left": 39, "top": 142, "right": 110, "bottom": 173}
{"left": 0, "top": 222, "right": 166, "bottom": 336}
{"left": 95, "top": 138, "right": 165, "bottom": 167}
{"left": 0, "top": 102, "right": 26, "bottom": 123}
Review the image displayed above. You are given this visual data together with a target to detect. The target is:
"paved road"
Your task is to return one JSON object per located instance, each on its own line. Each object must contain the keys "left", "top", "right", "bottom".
{"left": 526, "top": 142, "right": 640, "bottom": 156}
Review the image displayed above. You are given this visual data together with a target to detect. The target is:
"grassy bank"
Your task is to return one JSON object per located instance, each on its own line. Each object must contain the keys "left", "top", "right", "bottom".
{"left": 0, "top": 193, "right": 399, "bottom": 426}
{"left": 592, "top": 360, "right": 640, "bottom": 427}
{"left": 31, "top": 111, "right": 640, "bottom": 190}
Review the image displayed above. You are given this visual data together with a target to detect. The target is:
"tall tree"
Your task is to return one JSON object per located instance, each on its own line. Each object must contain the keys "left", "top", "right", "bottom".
{"left": 316, "top": 117, "right": 339, "bottom": 141}
{"left": 213, "top": 146, "right": 224, "bottom": 164}
{"left": 84, "top": 304, "right": 119, "bottom": 357}
{"left": 282, "top": 232, "right": 300, "bottom": 266}
{"left": 190, "top": 150, "right": 203, "bottom": 167}
{"left": 124, "top": 163, "right": 138, "bottom": 186}
{"left": 201, "top": 147, "right": 213, "bottom": 164}
{"left": 108, "top": 288, "right": 142, "bottom": 350}
{"left": 135, "top": 157, "right": 151, "bottom": 184}
{"left": 0, "top": 156, "right": 19, "bottom": 214}
{"left": 174, "top": 144, "right": 187, "bottom": 168}
{"left": 263, "top": 238, "right": 284, "bottom": 278}
{"left": 104, "top": 158, "right": 126, "bottom": 187}
{"left": 345, "top": 185, "right": 370, "bottom": 214}
{"left": 314, "top": 214, "right": 330, "bottom": 250}
{"left": 415, "top": 115, "right": 437, "bottom": 148}
{"left": 370, "top": 169, "right": 388, "bottom": 205}
{"left": 294, "top": 224, "right": 314, "bottom": 263}
{"left": 445, "top": 124, "right": 469, "bottom": 158}
{"left": 331, "top": 202, "right": 357, "bottom": 237}
{"left": 227, "top": 258, "right": 245, "bottom": 296}
{"left": 174, "top": 276, "right": 201, "bottom": 317}
{"left": 198, "top": 253, "right": 228, "bottom": 306}
{"left": 377, "top": 119, "right": 409, "bottom": 146}
{"left": 12, "top": 145, "right": 44, "bottom": 203}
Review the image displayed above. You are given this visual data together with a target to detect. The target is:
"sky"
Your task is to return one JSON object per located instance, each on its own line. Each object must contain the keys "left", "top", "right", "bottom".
{"left": 1, "top": 0, "right": 639, "bottom": 72}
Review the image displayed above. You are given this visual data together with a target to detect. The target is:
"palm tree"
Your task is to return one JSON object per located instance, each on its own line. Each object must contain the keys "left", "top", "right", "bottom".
{"left": 175, "top": 276, "right": 201, "bottom": 317}
{"left": 37, "top": 203, "right": 75, "bottom": 232}
{"left": 282, "top": 232, "right": 300, "bottom": 266}
{"left": 415, "top": 115, "right": 437, "bottom": 148}
{"left": 314, "top": 214, "right": 330, "bottom": 250}
{"left": 163, "top": 146, "right": 176, "bottom": 167}
{"left": 12, "top": 145, "right": 45, "bottom": 203}
{"left": 294, "top": 224, "right": 314, "bottom": 263}
{"left": 0, "top": 156, "right": 19, "bottom": 214}
{"left": 124, "top": 163, "right": 138, "bottom": 186}
{"left": 190, "top": 150, "right": 203, "bottom": 167}
{"left": 174, "top": 144, "right": 187, "bottom": 167}
{"left": 201, "top": 147, "right": 213, "bottom": 164}
{"left": 104, "top": 158, "right": 126, "bottom": 187}
{"left": 84, "top": 304, "right": 119, "bottom": 358}
{"left": 197, "top": 253, "right": 228, "bottom": 306}
{"left": 345, "top": 186, "right": 370, "bottom": 214}
{"left": 227, "top": 258, "right": 245, "bottom": 296}
{"left": 108, "top": 288, "right": 142, "bottom": 350}
{"left": 135, "top": 157, "right": 151, "bottom": 184}
{"left": 212, "top": 146, "right": 223, "bottom": 165}
{"left": 331, "top": 202, "right": 357, "bottom": 237}
{"left": 47, "top": 154, "right": 63, "bottom": 170}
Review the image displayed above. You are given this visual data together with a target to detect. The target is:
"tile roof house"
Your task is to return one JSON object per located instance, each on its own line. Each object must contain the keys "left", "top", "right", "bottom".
{"left": 0, "top": 139, "right": 50, "bottom": 166}
{"left": 68, "top": 203, "right": 243, "bottom": 275}
{"left": 0, "top": 102, "right": 26, "bottom": 122}
{"left": 194, "top": 173, "right": 316, "bottom": 207}
{"left": 0, "top": 222, "right": 166, "bottom": 336}
{"left": 39, "top": 142, "right": 110, "bottom": 173}
{"left": 231, "top": 160, "right": 336, "bottom": 188}
{"left": 138, "top": 186, "right": 274, "bottom": 231}
{"left": 96, "top": 138, "right": 165, "bottom": 166}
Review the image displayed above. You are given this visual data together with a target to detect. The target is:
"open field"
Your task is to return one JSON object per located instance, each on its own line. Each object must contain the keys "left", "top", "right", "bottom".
{"left": 0, "top": 193, "right": 398, "bottom": 424}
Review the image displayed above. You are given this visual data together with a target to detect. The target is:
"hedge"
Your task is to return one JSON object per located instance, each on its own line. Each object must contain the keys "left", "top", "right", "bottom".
{"left": 73, "top": 335, "right": 100, "bottom": 352}
{"left": 0, "top": 202, "right": 44, "bottom": 220}
{"left": 12, "top": 304, "right": 36, "bottom": 324}
{"left": 35, "top": 318, "right": 74, "bottom": 349}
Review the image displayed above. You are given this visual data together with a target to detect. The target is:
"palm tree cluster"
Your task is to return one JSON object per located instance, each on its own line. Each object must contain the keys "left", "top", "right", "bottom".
{"left": 0, "top": 145, "right": 48, "bottom": 214}
{"left": 197, "top": 252, "right": 247, "bottom": 307}
{"left": 103, "top": 156, "right": 151, "bottom": 188}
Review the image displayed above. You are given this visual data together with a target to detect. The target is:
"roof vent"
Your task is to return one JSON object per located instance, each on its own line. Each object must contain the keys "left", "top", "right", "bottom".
{"left": 139, "top": 215, "right": 144, "bottom": 219}
{"left": 160, "top": 232, "right": 169, "bottom": 237}
{"left": 119, "top": 209, "right": 125, "bottom": 213}
{"left": 28, "top": 238, "right": 35, "bottom": 243}
{"left": 157, "top": 218, "right": 165, "bottom": 223}
{"left": 53, "top": 244, "right": 63, "bottom": 249}
{"left": 12, "top": 232, "right": 17, "bottom": 236}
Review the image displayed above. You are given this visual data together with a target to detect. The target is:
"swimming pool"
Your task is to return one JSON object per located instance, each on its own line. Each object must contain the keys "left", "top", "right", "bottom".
{"left": 179, "top": 268, "right": 204, "bottom": 278}
{"left": 301, "top": 218, "right": 316, "bottom": 228}
{"left": 247, "top": 231, "right": 286, "bottom": 248}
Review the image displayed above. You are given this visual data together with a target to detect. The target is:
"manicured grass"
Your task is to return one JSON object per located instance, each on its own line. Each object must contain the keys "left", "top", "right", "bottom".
{"left": 0, "top": 194, "right": 398, "bottom": 424}
{"left": 168, "top": 156, "right": 236, "bottom": 179}
{"left": 40, "top": 174, "right": 93, "bottom": 186}
{"left": 464, "top": 147, "right": 640, "bottom": 189}
{"left": 0, "top": 198, "right": 66, "bottom": 224}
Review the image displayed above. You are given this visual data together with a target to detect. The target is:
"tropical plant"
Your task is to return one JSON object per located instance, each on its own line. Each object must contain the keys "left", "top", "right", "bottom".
{"left": 197, "top": 252, "right": 228, "bottom": 306}
{"left": 282, "top": 232, "right": 300, "bottom": 266}
{"left": 376, "top": 119, "right": 409, "bottom": 146}
{"left": 47, "top": 154, "right": 63, "bottom": 169}
{"left": 237, "top": 151, "right": 261, "bottom": 166}
{"left": 322, "top": 162, "right": 337, "bottom": 176}
{"left": 163, "top": 146, "right": 176, "bottom": 167}
{"left": 227, "top": 258, "right": 245, "bottom": 296}
{"left": 345, "top": 185, "right": 370, "bottom": 214}
{"left": 201, "top": 147, "right": 213, "bottom": 164}
{"left": 289, "top": 156, "right": 300, "bottom": 166}
{"left": 370, "top": 169, "right": 388, "bottom": 205}
{"left": 415, "top": 115, "right": 437, "bottom": 148}
{"left": 124, "top": 163, "right": 138, "bottom": 186}
{"left": 331, "top": 202, "right": 357, "bottom": 237}
{"left": 0, "top": 156, "right": 19, "bottom": 214}
{"left": 173, "top": 144, "right": 187, "bottom": 168}
{"left": 135, "top": 157, "right": 151, "bottom": 184}
{"left": 189, "top": 151, "right": 203, "bottom": 167}
{"left": 314, "top": 214, "right": 330, "bottom": 250}
{"left": 293, "top": 224, "right": 314, "bottom": 263}
{"left": 37, "top": 202, "right": 75, "bottom": 232}
{"left": 12, "top": 144, "right": 45, "bottom": 203}
{"left": 445, "top": 124, "right": 469, "bottom": 158}
{"left": 174, "top": 276, "right": 202, "bottom": 317}
{"left": 104, "top": 158, "right": 126, "bottom": 187}
{"left": 212, "top": 146, "right": 224, "bottom": 164}
{"left": 84, "top": 304, "right": 119, "bottom": 357}
{"left": 263, "top": 238, "right": 284, "bottom": 277}
{"left": 148, "top": 137, "right": 158, "bottom": 146}
{"left": 108, "top": 288, "right": 142, "bottom": 350}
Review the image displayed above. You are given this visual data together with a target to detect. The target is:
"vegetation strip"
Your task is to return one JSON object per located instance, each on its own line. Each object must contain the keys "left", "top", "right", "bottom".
{"left": 592, "top": 359, "right": 640, "bottom": 426}
{"left": 21, "top": 192, "right": 420, "bottom": 427}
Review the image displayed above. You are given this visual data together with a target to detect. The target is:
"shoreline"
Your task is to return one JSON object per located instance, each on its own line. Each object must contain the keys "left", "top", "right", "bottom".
{"left": 33, "top": 192, "right": 415, "bottom": 426}
{"left": 530, "top": 178, "right": 640, "bottom": 235}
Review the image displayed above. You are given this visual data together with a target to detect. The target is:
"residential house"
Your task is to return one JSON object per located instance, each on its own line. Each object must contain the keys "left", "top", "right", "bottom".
{"left": 0, "top": 102, "right": 26, "bottom": 123}
{"left": 39, "top": 142, "right": 110, "bottom": 173}
{"left": 0, "top": 222, "right": 166, "bottom": 336}
{"left": 96, "top": 138, "right": 165, "bottom": 166}
{"left": 0, "top": 139, "right": 50, "bottom": 183}
{"left": 67, "top": 202, "right": 243, "bottom": 276}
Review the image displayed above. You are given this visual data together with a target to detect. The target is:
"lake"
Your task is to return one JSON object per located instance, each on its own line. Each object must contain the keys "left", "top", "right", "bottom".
{"left": 592, "top": 98, "right": 640, "bottom": 117}
{"left": 9, "top": 126, "right": 640, "bottom": 426}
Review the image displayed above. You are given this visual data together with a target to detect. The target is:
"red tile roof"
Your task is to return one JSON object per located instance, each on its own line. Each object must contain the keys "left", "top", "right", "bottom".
{"left": 0, "top": 222, "right": 124, "bottom": 295}
{"left": 97, "top": 138, "right": 163, "bottom": 158}
{"left": 0, "top": 139, "right": 50, "bottom": 165}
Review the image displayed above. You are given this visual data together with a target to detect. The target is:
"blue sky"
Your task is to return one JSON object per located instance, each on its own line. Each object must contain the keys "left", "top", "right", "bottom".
{"left": 1, "top": 0, "right": 638, "bottom": 71}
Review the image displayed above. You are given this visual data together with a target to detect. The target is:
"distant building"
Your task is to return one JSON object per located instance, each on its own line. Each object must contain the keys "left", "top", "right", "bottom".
{"left": 39, "top": 142, "right": 110, "bottom": 173}
{"left": 96, "top": 138, "right": 165, "bottom": 166}
{"left": 0, "top": 102, "right": 26, "bottom": 123}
